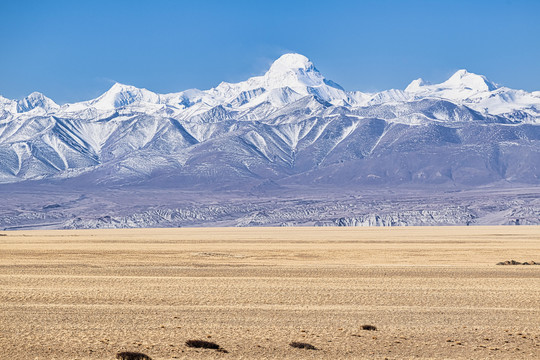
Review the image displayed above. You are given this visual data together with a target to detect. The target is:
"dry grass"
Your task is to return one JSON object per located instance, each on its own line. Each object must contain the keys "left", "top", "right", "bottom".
{"left": 0, "top": 226, "right": 539, "bottom": 359}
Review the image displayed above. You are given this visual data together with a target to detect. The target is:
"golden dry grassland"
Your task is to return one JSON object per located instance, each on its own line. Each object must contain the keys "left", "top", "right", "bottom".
{"left": 1, "top": 226, "right": 539, "bottom": 359}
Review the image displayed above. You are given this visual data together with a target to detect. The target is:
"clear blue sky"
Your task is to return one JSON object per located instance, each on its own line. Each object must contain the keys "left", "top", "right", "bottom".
{"left": 1, "top": 0, "right": 539, "bottom": 103}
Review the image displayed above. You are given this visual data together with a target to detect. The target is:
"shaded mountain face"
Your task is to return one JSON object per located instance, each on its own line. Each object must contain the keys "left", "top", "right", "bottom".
{"left": 1, "top": 53, "right": 539, "bottom": 188}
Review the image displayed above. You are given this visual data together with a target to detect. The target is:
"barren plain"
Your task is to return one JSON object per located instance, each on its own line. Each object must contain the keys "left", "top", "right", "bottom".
{"left": 0, "top": 226, "right": 539, "bottom": 359}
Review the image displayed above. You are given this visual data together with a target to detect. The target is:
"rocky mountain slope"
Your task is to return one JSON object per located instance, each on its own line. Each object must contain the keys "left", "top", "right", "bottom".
{"left": 1, "top": 184, "right": 538, "bottom": 230}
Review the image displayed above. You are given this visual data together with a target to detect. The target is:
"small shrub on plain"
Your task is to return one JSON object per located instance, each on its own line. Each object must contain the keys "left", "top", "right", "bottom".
{"left": 361, "top": 324, "right": 378, "bottom": 331}
{"left": 116, "top": 351, "right": 152, "bottom": 360}
{"left": 289, "top": 341, "right": 318, "bottom": 350}
{"left": 185, "top": 339, "right": 228, "bottom": 353}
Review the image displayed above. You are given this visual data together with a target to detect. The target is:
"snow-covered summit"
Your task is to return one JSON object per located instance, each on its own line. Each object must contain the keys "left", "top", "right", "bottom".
{"left": 403, "top": 69, "right": 540, "bottom": 117}
{"left": 263, "top": 53, "right": 325, "bottom": 89}
{"left": 405, "top": 69, "right": 498, "bottom": 97}
{"left": 268, "top": 53, "right": 313, "bottom": 70}
{"left": 443, "top": 69, "right": 498, "bottom": 92}
{"left": 17, "top": 92, "right": 59, "bottom": 113}
{"left": 57, "top": 82, "right": 163, "bottom": 115}
{"left": 404, "top": 78, "right": 428, "bottom": 92}
{"left": 203, "top": 53, "right": 351, "bottom": 107}
{"left": 89, "top": 83, "right": 161, "bottom": 110}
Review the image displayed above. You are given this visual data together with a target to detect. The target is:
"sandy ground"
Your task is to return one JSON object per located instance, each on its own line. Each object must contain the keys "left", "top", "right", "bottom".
{"left": 0, "top": 226, "right": 539, "bottom": 359}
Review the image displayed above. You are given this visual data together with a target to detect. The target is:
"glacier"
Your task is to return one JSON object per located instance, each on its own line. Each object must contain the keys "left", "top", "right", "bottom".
{"left": 0, "top": 53, "right": 539, "bottom": 229}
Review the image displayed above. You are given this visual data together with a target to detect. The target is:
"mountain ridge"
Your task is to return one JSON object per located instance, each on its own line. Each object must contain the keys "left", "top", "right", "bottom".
{"left": 3, "top": 54, "right": 537, "bottom": 116}
{"left": 0, "top": 53, "right": 539, "bottom": 188}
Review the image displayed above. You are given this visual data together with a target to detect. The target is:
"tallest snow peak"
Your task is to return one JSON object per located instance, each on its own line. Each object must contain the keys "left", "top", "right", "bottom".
{"left": 268, "top": 53, "right": 315, "bottom": 72}
{"left": 263, "top": 53, "right": 325, "bottom": 89}
{"left": 210, "top": 53, "right": 346, "bottom": 105}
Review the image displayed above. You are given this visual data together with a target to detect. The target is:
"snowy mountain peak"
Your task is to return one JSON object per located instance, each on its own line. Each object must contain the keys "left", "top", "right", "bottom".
{"left": 263, "top": 53, "right": 325, "bottom": 89}
{"left": 268, "top": 53, "right": 314, "bottom": 72}
{"left": 17, "top": 92, "right": 59, "bottom": 113}
{"left": 405, "top": 78, "right": 428, "bottom": 92}
{"left": 103, "top": 82, "right": 151, "bottom": 97}
{"left": 208, "top": 53, "right": 348, "bottom": 107}
{"left": 108, "top": 82, "right": 137, "bottom": 92}
{"left": 406, "top": 70, "right": 498, "bottom": 95}
{"left": 90, "top": 82, "right": 160, "bottom": 110}
{"left": 443, "top": 69, "right": 498, "bottom": 92}
{"left": 403, "top": 69, "right": 510, "bottom": 111}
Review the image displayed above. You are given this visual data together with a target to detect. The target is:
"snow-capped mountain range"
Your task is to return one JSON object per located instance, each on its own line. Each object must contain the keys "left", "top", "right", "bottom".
{"left": 1, "top": 53, "right": 540, "bottom": 187}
